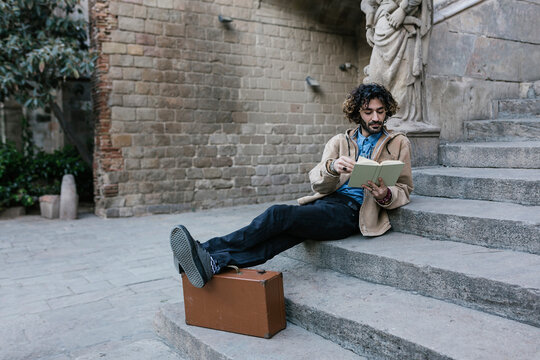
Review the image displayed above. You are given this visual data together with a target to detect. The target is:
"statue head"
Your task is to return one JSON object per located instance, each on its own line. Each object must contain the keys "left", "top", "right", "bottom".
{"left": 342, "top": 83, "right": 398, "bottom": 126}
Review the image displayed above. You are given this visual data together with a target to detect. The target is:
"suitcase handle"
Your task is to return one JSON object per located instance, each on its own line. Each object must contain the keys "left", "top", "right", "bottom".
{"left": 226, "top": 265, "right": 241, "bottom": 274}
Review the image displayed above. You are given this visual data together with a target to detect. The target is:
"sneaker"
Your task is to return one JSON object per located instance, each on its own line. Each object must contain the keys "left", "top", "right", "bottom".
{"left": 170, "top": 225, "right": 213, "bottom": 288}
{"left": 172, "top": 257, "right": 184, "bottom": 274}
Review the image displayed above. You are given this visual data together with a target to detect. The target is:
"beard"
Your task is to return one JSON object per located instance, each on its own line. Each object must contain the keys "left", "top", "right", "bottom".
{"left": 360, "top": 118, "right": 384, "bottom": 135}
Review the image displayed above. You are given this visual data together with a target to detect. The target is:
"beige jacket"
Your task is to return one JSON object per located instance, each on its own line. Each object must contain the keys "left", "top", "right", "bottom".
{"left": 297, "top": 127, "right": 413, "bottom": 236}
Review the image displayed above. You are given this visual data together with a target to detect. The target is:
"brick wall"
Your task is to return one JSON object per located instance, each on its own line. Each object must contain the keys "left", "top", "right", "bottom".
{"left": 89, "top": 0, "right": 368, "bottom": 217}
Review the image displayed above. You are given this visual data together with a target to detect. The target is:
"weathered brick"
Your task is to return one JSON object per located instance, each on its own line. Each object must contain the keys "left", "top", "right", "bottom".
{"left": 164, "top": 24, "right": 185, "bottom": 37}
{"left": 139, "top": 182, "right": 154, "bottom": 193}
{"left": 118, "top": 17, "right": 145, "bottom": 32}
{"left": 110, "top": 31, "right": 136, "bottom": 43}
{"left": 134, "top": 56, "right": 154, "bottom": 68}
{"left": 142, "top": 69, "right": 164, "bottom": 82}
{"left": 112, "top": 134, "right": 132, "bottom": 147}
{"left": 111, "top": 107, "right": 136, "bottom": 121}
{"left": 157, "top": 0, "right": 173, "bottom": 9}
{"left": 157, "top": 109, "right": 175, "bottom": 121}
{"left": 125, "top": 159, "right": 140, "bottom": 170}
{"left": 109, "top": 67, "right": 123, "bottom": 80}
{"left": 141, "top": 158, "right": 160, "bottom": 169}
{"left": 110, "top": 55, "right": 134, "bottom": 66}
{"left": 117, "top": 3, "right": 134, "bottom": 17}
{"left": 123, "top": 95, "right": 148, "bottom": 107}
{"left": 145, "top": 20, "right": 163, "bottom": 35}
{"left": 187, "top": 168, "right": 203, "bottom": 179}
{"left": 136, "top": 108, "right": 155, "bottom": 121}
{"left": 122, "top": 68, "right": 143, "bottom": 80}
{"left": 112, "top": 81, "right": 135, "bottom": 94}
{"left": 127, "top": 44, "right": 144, "bottom": 55}
{"left": 133, "top": 5, "right": 147, "bottom": 17}
{"left": 159, "top": 84, "right": 179, "bottom": 97}
{"left": 136, "top": 33, "right": 156, "bottom": 45}
{"left": 290, "top": 104, "right": 303, "bottom": 113}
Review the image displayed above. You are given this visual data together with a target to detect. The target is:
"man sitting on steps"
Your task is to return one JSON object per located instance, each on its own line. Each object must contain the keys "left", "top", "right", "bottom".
{"left": 170, "top": 83, "right": 413, "bottom": 288}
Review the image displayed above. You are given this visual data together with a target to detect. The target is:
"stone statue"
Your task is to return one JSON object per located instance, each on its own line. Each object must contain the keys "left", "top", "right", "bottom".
{"left": 361, "top": 0, "right": 432, "bottom": 130}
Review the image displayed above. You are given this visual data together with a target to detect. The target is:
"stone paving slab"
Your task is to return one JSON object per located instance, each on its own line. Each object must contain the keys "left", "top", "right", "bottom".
{"left": 0, "top": 202, "right": 279, "bottom": 360}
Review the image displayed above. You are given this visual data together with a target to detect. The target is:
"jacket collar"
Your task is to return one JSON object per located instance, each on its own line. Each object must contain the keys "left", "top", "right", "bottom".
{"left": 345, "top": 126, "right": 405, "bottom": 160}
{"left": 345, "top": 125, "right": 403, "bottom": 141}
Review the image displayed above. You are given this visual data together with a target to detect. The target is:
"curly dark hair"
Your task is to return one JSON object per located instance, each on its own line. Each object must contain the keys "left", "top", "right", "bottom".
{"left": 342, "top": 83, "right": 399, "bottom": 124}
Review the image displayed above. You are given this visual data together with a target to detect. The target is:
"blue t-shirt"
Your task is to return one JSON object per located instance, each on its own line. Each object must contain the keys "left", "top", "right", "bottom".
{"left": 335, "top": 130, "right": 383, "bottom": 205}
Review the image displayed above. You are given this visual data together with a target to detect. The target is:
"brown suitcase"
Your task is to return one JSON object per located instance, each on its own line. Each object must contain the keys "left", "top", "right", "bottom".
{"left": 181, "top": 268, "right": 286, "bottom": 338}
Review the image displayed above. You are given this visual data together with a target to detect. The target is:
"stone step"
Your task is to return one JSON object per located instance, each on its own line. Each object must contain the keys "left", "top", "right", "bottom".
{"left": 388, "top": 195, "right": 540, "bottom": 254}
{"left": 282, "top": 232, "right": 540, "bottom": 326}
{"left": 412, "top": 167, "right": 540, "bottom": 205}
{"left": 73, "top": 339, "right": 188, "bottom": 360}
{"left": 267, "top": 257, "right": 540, "bottom": 360}
{"left": 464, "top": 117, "right": 540, "bottom": 141}
{"left": 439, "top": 141, "right": 540, "bottom": 168}
{"left": 493, "top": 98, "right": 540, "bottom": 118}
{"left": 155, "top": 303, "right": 365, "bottom": 360}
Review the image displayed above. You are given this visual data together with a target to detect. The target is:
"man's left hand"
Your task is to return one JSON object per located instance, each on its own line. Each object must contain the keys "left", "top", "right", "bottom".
{"left": 362, "top": 177, "right": 388, "bottom": 200}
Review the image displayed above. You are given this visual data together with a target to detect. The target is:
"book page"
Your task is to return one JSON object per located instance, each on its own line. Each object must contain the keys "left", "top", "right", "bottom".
{"left": 348, "top": 160, "right": 404, "bottom": 187}
{"left": 348, "top": 163, "right": 380, "bottom": 188}
{"left": 377, "top": 162, "right": 404, "bottom": 186}
{"left": 380, "top": 160, "right": 404, "bottom": 166}
{"left": 356, "top": 156, "right": 378, "bottom": 166}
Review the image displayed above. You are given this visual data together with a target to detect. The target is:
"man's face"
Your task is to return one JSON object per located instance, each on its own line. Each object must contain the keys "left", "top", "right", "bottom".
{"left": 359, "top": 98, "right": 386, "bottom": 136}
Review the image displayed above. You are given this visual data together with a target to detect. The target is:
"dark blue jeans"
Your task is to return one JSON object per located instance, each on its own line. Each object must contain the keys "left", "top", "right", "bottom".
{"left": 200, "top": 193, "right": 360, "bottom": 269}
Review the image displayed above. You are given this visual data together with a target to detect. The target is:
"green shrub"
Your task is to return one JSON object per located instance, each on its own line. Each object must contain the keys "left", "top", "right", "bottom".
{"left": 0, "top": 141, "right": 34, "bottom": 209}
{"left": 0, "top": 142, "right": 93, "bottom": 211}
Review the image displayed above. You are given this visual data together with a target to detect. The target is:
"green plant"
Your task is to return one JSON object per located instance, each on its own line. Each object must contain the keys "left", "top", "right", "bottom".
{"left": 0, "top": 141, "right": 34, "bottom": 209}
{"left": 0, "top": 0, "right": 96, "bottom": 166}
{"left": 0, "top": 141, "right": 92, "bottom": 211}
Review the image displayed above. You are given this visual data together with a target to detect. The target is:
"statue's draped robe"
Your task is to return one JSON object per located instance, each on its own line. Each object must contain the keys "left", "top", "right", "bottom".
{"left": 364, "top": 0, "right": 430, "bottom": 124}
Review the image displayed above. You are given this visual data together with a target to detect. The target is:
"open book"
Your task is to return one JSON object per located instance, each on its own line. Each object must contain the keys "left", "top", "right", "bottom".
{"left": 348, "top": 157, "right": 404, "bottom": 188}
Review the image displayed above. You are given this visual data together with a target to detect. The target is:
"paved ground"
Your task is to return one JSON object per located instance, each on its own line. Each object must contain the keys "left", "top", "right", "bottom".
{"left": 0, "top": 202, "right": 282, "bottom": 360}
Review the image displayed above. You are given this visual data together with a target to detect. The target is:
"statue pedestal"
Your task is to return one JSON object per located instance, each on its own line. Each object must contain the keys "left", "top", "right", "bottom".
{"left": 387, "top": 121, "right": 440, "bottom": 167}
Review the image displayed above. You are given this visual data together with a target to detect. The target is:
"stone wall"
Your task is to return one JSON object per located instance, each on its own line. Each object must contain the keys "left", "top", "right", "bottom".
{"left": 89, "top": 0, "right": 369, "bottom": 217}
{"left": 1, "top": 100, "right": 24, "bottom": 150}
{"left": 0, "top": 100, "right": 64, "bottom": 153}
{"left": 426, "top": 0, "right": 540, "bottom": 141}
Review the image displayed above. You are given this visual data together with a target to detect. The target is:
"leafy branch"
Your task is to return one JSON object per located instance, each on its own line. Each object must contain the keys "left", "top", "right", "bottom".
{"left": 0, "top": 0, "right": 96, "bottom": 165}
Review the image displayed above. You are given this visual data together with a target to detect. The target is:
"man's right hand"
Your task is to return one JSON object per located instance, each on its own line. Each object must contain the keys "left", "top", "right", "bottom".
{"left": 331, "top": 156, "right": 356, "bottom": 174}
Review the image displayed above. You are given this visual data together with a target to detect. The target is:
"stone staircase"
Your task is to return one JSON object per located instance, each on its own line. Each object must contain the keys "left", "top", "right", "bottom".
{"left": 155, "top": 96, "right": 540, "bottom": 359}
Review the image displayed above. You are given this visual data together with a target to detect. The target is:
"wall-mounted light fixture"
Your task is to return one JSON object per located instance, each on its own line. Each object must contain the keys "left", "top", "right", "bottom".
{"left": 306, "top": 76, "right": 320, "bottom": 88}
{"left": 339, "top": 63, "right": 357, "bottom": 71}
{"left": 218, "top": 15, "right": 233, "bottom": 23}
